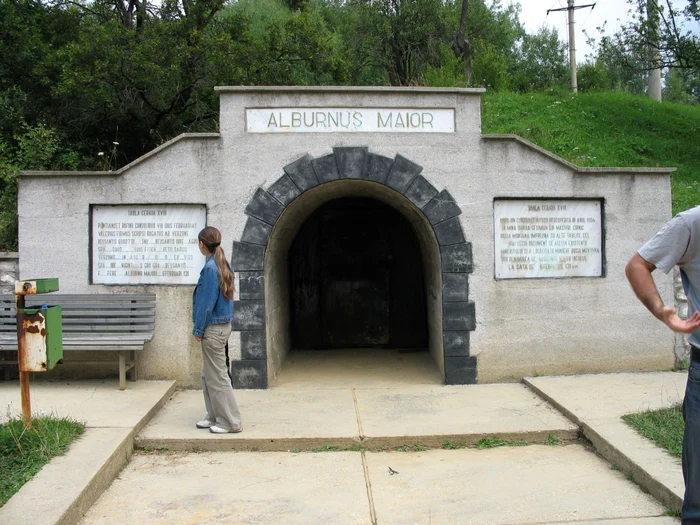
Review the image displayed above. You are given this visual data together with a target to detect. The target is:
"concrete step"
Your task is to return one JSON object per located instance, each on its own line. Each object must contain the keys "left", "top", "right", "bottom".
{"left": 135, "top": 384, "right": 579, "bottom": 452}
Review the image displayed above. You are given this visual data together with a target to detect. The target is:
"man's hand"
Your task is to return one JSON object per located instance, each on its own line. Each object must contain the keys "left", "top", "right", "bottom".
{"left": 660, "top": 307, "right": 700, "bottom": 333}
{"left": 194, "top": 335, "right": 202, "bottom": 342}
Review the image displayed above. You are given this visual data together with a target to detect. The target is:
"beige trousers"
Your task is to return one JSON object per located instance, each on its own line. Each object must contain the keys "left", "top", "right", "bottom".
{"left": 201, "top": 323, "right": 242, "bottom": 431}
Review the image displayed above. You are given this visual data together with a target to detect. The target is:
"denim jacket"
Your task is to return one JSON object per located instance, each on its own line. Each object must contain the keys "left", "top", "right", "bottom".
{"left": 192, "top": 255, "right": 234, "bottom": 337}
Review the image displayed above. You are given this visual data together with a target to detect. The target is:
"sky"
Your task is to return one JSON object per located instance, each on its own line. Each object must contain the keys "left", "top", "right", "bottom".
{"left": 512, "top": 0, "right": 698, "bottom": 62}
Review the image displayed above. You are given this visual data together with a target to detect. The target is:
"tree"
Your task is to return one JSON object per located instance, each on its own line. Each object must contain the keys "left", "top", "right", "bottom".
{"left": 452, "top": 0, "right": 472, "bottom": 84}
{"left": 511, "top": 26, "right": 568, "bottom": 92}
{"left": 615, "top": 0, "right": 700, "bottom": 70}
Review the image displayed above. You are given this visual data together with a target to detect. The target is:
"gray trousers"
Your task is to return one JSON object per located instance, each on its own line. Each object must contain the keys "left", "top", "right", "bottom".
{"left": 201, "top": 323, "right": 242, "bottom": 431}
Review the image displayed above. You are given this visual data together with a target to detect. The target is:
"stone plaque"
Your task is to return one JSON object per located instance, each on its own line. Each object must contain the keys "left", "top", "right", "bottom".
{"left": 494, "top": 199, "right": 603, "bottom": 279}
{"left": 246, "top": 108, "right": 455, "bottom": 133}
{"left": 92, "top": 205, "right": 206, "bottom": 285}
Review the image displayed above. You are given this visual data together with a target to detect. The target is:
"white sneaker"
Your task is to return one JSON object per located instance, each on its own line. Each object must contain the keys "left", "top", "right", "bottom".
{"left": 209, "top": 424, "right": 242, "bottom": 434}
{"left": 196, "top": 419, "right": 214, "bottom": 429}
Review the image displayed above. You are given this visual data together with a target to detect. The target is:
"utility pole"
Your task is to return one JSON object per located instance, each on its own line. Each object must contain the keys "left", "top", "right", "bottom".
{"left": 647, "top": 0, "right": 662, "bottom": 101}
{"left": 548, "top": 1, "right": 596, "bottom": 93}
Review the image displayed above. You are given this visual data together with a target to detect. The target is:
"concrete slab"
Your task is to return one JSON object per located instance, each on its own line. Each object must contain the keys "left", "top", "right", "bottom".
{"left": 0, "top": 380, "right": 176, "bottom": 525}
{"left": 0, "top": 380, "right": 177, "bottom": 433}
{"left": 366, "top": 445, "right": 668, "bottom": 525}
{"left": 354, "top": 383, "right": 579, "bottom": 447}
{"left": 273, "top": 348, "right": 443, "bottom": 389}
{"left": 547, "top": 516, "right": 680, "bottom": 525}
{"left": 78, "top": 452, "right": 372, "bottom": 525}
{"left": 526, "top": 372, "right": 687, "bottom": 510}
{"left": 137, "top": 383, "right": 580, "bottom": 452}
{"left": 136, "top": 388, "right": 360, "bottom": 451}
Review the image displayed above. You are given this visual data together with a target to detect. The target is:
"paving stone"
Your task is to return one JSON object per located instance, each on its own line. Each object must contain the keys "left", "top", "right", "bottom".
{"left": 244, "top": 188, "right": 285, "bottom": 226}
{"left": 423, "top": 189, "right": 462, "bottom": 225}
{"left": 442, "top": 273, "right": 469, "bottom": 302}
{"left": 367, "top": 446, "right": 666, "bottom": 525}
{"left": 79, "top": 452, "right": 370, "bottom": 525}
{"left": 433, "top": 216, "right": 466, "bottom": 246}
{"left": 232, "top": 300, "right": 265, "bottom": 331}
{"left": 231, "top": 359, "right": 268, "bottom": 389}
{"left": 284, "top": 154, "right": 319, "bottom": 192}
{"left": 440, "top": 243, "right": 473, "bottom": 273}
{"left": 443, "top": 331, "right": 470, "bottom": 357}
{"left": 404, "top": 175, "right": 438, "bottom": 209}
{"left": 231, "top": 242, "right": 264, "bottom": 271}
{"left": 268, "top": 174, "right": 301, "bottom": 206}
{"left": 443, "top": 301, "right": 476, "bottom": 331}
{"left": 385, "top": 154, "right": 423, "bottom": 194}
{"left": 241, "top": 331, "right": 266, "bottom": 360}
{"left": 311, "top": 153, "right": 340, "bottom": 184}
{"left": 444, "top": 355, "right": 477, "bottom": 385}
{"left": 240, "top": 217, "right": 272, "bottom": 246}
{"left": 333, "top": 147, "right": 368, "bottom": 179}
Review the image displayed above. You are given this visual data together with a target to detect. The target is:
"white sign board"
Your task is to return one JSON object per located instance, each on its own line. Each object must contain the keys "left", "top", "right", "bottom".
{"left": 494, "top": 200, "right": 603, "bottom": 279}
{"left": 92, "top": 205, "right": 206, "bottom": 285}
{"left": 246, "top": 108, "right": 455, "bottom": 133}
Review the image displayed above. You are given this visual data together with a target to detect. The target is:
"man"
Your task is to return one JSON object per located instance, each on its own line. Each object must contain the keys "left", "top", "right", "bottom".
{"left": 626, "top": 206, "right": 700, "bottom": 524}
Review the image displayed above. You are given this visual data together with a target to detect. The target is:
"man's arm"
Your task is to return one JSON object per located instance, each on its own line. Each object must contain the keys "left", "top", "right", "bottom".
{"left": 625, "top": 253, "right": 700, "bottom": 333}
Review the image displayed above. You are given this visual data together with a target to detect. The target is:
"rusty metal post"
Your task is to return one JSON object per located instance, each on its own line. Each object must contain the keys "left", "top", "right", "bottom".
{"left": 16, "top": 291, "right": 31, "bottom": 429}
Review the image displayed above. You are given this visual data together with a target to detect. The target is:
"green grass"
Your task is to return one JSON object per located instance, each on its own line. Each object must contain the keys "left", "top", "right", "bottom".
{"left": 622, "top": 403, "right": 684, "bottom": 458}
{"left": 0, "top": 416, "right": 85, "bottom": 506}
{"left": 482, "top": 90, "right": 700, "bottom": 215}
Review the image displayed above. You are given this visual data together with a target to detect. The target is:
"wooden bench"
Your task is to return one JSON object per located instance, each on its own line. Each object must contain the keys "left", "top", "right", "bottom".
{"left": 0, "top": 294, "right": 155, "bottom": 390}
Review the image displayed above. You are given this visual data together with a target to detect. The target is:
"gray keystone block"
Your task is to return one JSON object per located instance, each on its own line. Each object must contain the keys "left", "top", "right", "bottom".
{"left": 312, "top": 153, "right": 340, "bottom": 183}
{"left": 268, "top": 174, "right": 301, "bottom": 206}
{"left": 405, "top": 175, "right": 438, "bottom": 209}
{"left": 442, "top": 273, "right": 469, "bottom": 302}
{"left": 232, "top": 300, "right": 265, "bottom": 331}
{"left": 444, "top": 356, "right": 477, "bottom": 385}
{"left": 333, "top": 147, "right": 368, "bottom": 179}
{"left": 434, "top": 216, "right": 466, "bottom": 246}
{"left": 241, "top": 217, "right": 272, "bottom": 246}
{"left": 239, "top": 271, "right": 264, "bottom": 298}
{"left": 245, "top": 188, "right": 285, "bottom": 226}
{"left": 443, "top": 331, "right": 470, "bottom": 357}
{"left": 443, "top": 301, "right": 476, "bottom": 331}
{"left": 241, "top": 331, "right": 266, "bottom": 360}
{"left": 440, "top": 242, "right": 473, "bottom": 273}
{"left": 284, "top": 154, "right": 319, "bottom": 191}
{"left": 232, "top": 242, "right": 264, "bottom": 271}
{"left": 423, "top": 190, "right": 462, "bottom": 225}
{"left": 364, "top": 153, "right": 394, "bottom": 184}
{"left": 386, "top": 154, "right": 423, "bottom": 194}
{"left": 231, "top": 359, "right": 268, "bottom": 389}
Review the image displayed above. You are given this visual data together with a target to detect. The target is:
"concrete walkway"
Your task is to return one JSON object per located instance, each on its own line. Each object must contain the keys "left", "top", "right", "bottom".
{"left": 0, "top": 371, "right": 689, "bottom": 525}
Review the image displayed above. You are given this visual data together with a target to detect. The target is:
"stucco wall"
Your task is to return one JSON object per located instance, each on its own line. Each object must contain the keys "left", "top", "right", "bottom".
{"left": 17, "top": 87, "right": 675, "bottom": 386}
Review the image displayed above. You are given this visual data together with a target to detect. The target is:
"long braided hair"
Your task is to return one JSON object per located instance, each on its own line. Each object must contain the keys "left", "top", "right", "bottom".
{"left": 198, "top": 226, "right": 235, "bottom": 300}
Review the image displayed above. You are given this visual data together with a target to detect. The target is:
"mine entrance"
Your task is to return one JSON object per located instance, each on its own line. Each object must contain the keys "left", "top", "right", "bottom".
{"left": 289, "top": 197, "right": 428, "bottom": 350}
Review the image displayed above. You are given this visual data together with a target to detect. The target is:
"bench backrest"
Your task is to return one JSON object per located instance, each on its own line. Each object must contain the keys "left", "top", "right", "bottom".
{"left": 0, "top": 294, "right": 156, "bottom": 342}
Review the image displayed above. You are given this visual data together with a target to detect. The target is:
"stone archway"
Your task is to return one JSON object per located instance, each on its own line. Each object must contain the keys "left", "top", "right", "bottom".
{"left": 230, "top": 148, "right": 476, "bottom": 388}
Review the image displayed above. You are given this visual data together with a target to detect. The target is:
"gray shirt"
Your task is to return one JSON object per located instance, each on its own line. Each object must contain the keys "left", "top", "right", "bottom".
{"left": 639, "top": 205, "right": 700, "bottom": 348}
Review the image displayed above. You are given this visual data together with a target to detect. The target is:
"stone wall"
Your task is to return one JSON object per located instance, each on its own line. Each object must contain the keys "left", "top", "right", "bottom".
{"left": 0, "top": 252, "right": 18, "bottom": 294}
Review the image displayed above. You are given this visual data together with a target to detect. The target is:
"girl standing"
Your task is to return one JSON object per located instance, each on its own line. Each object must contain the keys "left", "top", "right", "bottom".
{"left": 192, "top": 226, "right": 242, "bottom": 434}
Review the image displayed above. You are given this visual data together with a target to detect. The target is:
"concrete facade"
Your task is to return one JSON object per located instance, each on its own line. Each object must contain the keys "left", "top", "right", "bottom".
{"left": 17, "top": 87, "right": 676, "bottom": 388}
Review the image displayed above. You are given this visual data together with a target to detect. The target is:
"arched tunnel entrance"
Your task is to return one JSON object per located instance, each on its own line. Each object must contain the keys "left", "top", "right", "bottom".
{"left": 230, "top": 149, "right": 476, "bottom": 388}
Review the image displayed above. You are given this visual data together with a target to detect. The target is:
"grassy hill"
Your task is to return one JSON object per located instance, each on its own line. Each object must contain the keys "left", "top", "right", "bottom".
{"left": 481, "top": 90, "right": 700, "bottom": 215}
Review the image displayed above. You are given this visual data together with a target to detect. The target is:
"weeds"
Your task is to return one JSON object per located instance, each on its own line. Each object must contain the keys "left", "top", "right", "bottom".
{"left": 622, "top": 403, "right": 683, "bottom": 458}
{"left": 0, "top": 413, "right": 85, "bottom": 506}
